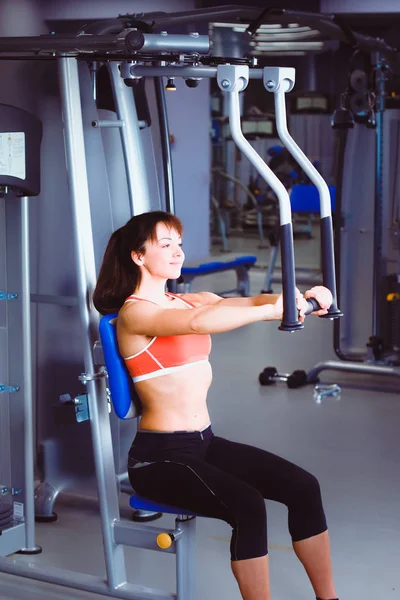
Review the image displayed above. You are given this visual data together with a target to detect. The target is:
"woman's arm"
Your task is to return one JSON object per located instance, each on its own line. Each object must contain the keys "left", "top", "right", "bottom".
{"left": 118, "top": 296, "right": 282, "bottom": 338}
{"left": 180, "top": 291, "right": 280, "bottom": 308}
{"left": 182, "top": 285, "right": 333, "bottom": 316}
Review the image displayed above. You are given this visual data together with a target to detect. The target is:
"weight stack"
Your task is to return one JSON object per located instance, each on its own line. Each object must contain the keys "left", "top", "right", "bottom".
{"left": 385, "top": 274, "right": 400, "bottom": 355}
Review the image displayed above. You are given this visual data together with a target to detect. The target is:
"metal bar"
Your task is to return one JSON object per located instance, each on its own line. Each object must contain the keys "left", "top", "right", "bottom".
{"left": 0, "top": 34, "right": 124, "bottom": 53}
{"left": 113, "top": 520, "right": 176, "bottom": 554}
{"left": 372, "top": 56, "right": 386, "bottom": 340}
{"left": 0, "top": 558, "right": 176, "bottom": 600}
{"left": 30, "top": 294, "right": 79, "bottom": 307}
{"left": 107, "top": 62, "right": 153, "bottom": 216}
{"left": 90, "top": 61, "right": 98, "bottom": 102}
{"left": 116, "top": 470, "right": 128, "bottom": 482}
{"left": 331, "top": 129, "right": 358, "bottom": 361}
{"left": 267, "top": 67, "right": 341, "bottom": 318}
{"left": 20, "top": 196, "right": 39, "bottom": 553}
{"left": 92, "top": 120, "right": 124, "bottom": 128}
{"left": 154, "top": 77, "right": 175, "bottom": 214}
{"left": 125, "top": 31, "right": 209, "bottom": 54}
{"left": 129, "top": 66, "right": 264, "bottom": 79}
{"left": 225, "top": 86, "right": 300, "bottom": 330}
{"left": 307, "top": 359, "right": 400, "bottom": 382}
{"left": 266, "top": 69, "right": 331, "bottom": 220}
{"left": 176, "top": 518, "right": 197, "bottom": 600}
{"left": 58, "top": 56, "right": 127, "bottom": 590}
{"left": 263, "top": 244, "right": 279, "bottom": 293}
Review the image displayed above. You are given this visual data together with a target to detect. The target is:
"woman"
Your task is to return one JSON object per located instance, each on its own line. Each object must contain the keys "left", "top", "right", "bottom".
{"left": 93, "top": 211, "right": 339, "bottom": 600}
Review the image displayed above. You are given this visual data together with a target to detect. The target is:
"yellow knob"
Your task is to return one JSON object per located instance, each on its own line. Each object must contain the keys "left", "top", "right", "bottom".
{"left": 387, "top": 292, "right": 400, "bottom": 302}
{"left": 157, "top": 532, "right": 173, "bottom": 549}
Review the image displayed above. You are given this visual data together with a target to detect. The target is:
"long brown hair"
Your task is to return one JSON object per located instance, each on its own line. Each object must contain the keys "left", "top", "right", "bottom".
{"left": 93, "top": 211, "right": 183, "bottom": 315}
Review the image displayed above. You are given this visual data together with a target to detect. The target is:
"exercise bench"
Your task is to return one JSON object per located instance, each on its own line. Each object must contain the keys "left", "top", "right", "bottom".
{"left": 180, "top": 254, "right": 257, "bottom": 296}
{"left": 99, "top": 314, "right": 206, "bottom": 600}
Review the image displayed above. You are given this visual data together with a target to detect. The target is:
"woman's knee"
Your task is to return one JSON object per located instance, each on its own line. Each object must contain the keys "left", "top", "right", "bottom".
{"left": 236, "top": 488, "right": 267, "bottom": 524}
{"left": 230, "top": 489, "right": 268, "bottom": 561}
{"left": 288, "top": 470, "right": 327, "bottom": 541}
{"left": 296, "top": 470, "right": 323, "bottom": 503}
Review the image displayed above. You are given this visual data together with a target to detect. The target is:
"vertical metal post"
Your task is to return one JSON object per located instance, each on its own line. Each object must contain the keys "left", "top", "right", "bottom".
{"left": 372, "top": 55, "right": 386, "bottom": 340}
{"left": 107, "top": 62, "right": 152, "bottom": 216}
{"left": 306, "top": 54, "right": 317, "bottom": 92}
{"left": 58, "top": 56, "right": 127, "bottom": 589}
{"left": 154, "top": 77, "right": 175, "bottom": 214}
{"left": 154, "top": 76, "right": 179, "bottom": 292}
{"left": 20, "top": 196, "right": 41, "bottom": 553}
{"left": 90, "top": 61, "right": 98, "bottom": 102}
{"left": 176, "top": 517, "right": 197, "bottom": 600}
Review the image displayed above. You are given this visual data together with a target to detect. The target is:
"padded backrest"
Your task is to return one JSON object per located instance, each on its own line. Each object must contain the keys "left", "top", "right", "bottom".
{"left": 99, "top": 314, "right": 142, "bottom": 420}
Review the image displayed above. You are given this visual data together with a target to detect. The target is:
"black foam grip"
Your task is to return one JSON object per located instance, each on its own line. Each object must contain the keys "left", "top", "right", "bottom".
{"left": 304, "top": 297, "right": 321, "bottom": 315}
{"left": 279, "top": 223, "right": 303, "bottom": 331}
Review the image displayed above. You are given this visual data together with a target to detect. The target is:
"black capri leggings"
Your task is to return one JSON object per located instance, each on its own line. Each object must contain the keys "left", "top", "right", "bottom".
{"left": 128, "top": 425, "right": 327, "bottom": 561}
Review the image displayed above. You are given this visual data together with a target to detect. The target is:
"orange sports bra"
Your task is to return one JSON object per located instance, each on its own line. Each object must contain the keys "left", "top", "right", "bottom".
{"left": 122, "top": 292, "right": 212, "bottom": 383}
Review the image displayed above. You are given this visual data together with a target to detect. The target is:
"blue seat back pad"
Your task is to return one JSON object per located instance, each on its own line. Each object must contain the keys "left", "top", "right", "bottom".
{"left": 99, "top": 314, "right": 140, "bottom": 420}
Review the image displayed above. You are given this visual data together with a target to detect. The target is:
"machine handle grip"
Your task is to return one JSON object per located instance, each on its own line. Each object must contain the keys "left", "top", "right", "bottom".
{"left": 304, "top": 297, "right": 321, "bottom": 316}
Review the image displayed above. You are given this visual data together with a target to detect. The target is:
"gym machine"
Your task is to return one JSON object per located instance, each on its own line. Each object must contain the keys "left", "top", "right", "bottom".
{"left": 0, "top": 5, "right": 399, "bottom": 599}
{"left": 0, "top": 105, "right": 42, "bottom": 556}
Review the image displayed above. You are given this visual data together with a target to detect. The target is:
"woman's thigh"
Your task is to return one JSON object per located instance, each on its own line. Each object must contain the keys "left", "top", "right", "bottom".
{"left": 205, "top": 435, "right": 320, "bottom": 506}
{"left": 128, "top": 457, "right": 267, "bottom": 526}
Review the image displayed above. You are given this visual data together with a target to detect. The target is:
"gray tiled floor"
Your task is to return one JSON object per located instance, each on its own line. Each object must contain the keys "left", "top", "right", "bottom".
{"left": 1, "top": 257, "right": 400, "bottom": 599}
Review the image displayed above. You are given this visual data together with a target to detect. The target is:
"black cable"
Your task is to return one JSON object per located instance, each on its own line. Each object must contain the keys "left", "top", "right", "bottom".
{"left": 245, "top": 7, "right": 281, "bottom": 37}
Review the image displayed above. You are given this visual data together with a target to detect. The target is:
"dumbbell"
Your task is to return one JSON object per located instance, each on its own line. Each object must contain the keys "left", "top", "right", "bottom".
{"left": 258, "top": 298, "right": 322, "bottom": 389}
{"left": 259, "top": 367, "right": 310, "bottom": 389}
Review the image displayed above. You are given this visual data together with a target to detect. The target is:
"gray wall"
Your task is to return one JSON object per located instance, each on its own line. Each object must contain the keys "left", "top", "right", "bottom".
{"left": 164, "top": 77, "right": 211, "bottom": 261}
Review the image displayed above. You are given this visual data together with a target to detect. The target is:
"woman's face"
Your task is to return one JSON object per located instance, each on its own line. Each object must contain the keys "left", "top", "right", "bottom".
{"left": 133, "top": 222, "right": 185, "bottom": 280}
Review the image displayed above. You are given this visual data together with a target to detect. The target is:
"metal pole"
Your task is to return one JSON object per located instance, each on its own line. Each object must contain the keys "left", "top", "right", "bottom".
{"left": 176, "top": 517, "right": 197, "bottom": 600}
{"left": 372, "top": 55, "right": 386, "bottom": 340}
{"left": 20, "top": 196, "right": 41, "bottom": 554}
{"left": 58, "top": 56, "right": 127, "bottom": 589}
{"left": 107, "top": 62, "right": 152, "bottom": 216}
{"left": 129, "top": 66, "right": 264, "bottom": 79}
{"left": 154, "top": 77, "right": 175, "bottom": 214}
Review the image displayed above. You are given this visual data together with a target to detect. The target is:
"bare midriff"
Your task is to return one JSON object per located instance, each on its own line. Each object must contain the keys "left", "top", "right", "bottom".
{"left": 134, "top": 360, "right": 213, "bottom": 432}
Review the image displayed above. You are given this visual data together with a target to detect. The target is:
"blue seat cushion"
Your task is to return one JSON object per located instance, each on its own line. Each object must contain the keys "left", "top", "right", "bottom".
{"left": 130, "top": 494, "right": 199, "bottom": 517}
{"left": 181, "top": 255, "right": 257, "bottom": 276}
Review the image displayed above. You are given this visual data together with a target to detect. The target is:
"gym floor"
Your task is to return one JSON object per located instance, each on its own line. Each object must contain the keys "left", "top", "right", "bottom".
{"left": 1, "top": 233, "right": 399, "bottom": 600}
